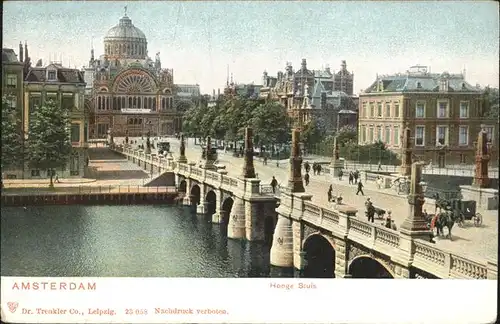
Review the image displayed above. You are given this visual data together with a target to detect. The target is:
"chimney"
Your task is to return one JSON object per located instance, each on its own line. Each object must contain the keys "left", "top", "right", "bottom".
{"left": 301, "top": 58, "right": 307, "bottom": 70}
{"left": 24, "top": 41, "right": 29, "bottom": 62}
{"left": 19, "top": 42, "right": 23, "bottom": 62}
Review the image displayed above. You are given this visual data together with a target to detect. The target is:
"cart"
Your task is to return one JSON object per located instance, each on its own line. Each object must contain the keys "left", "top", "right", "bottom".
{"left": 454, "top": 200, "right": 482, "bottom": 227}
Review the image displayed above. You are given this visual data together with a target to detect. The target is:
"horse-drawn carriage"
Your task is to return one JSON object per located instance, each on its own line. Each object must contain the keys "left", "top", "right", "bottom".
{"left": 425, "top": 197, "right": 483, "bottom": 240}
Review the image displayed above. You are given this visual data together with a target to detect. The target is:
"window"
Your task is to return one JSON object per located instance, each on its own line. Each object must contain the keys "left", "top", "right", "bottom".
{"left": 29, "top": 95, "right": 41, "bottom": 113}
{"left": 48, "top": 70, "right": 56, "bottom": 81}
{"left": 385, "top": 126, "right": 391, "bottom": 144}
{"left": 6, "top": 97, "right": 17, "bottom": 110}
{"left": 393, "top": 127, "right": 400, "bottom": 145}
{"left": 437, "top": 101, "right": 448, "bottom": 118}
{"left": 376, "top": 126, "right": 382, "bottom": 141}
{"left": 437, "top": 126, "right": 448, "bottom": 145}
{"left": 31, "top": 170, "right": 40, "bottom": 177}
{"left": 483, "top": 126, "right": 494, "bottom": 142}
{"left": 377, "top": 104, "right": 382, "bottom": 117}
{"left": 370, "top": 104, "right": 374, "bottom": 117}
{"left": 394, "top": 103, "right": 400, "bottom": 118}
{"left": 415, "top": 101, "right": 425, "bottom": 118}
{"left": 459, "top": 101, "right": 469, "bottom": 118}
{"left": 369, "top": 127, "right": 374, "bottom": 143}
{"left": 61, "top": 94, "right": 74, "bottom": 110}
{"left": 459, "top": 126, "right": 468, "bottom": 146}
{"left": 362, "top": 103, "right": 367, "bottom": 118}
{"left": 6, "top": 74, "right": 17, "bottom": 88}
{"left": 360, "top": 125, "right": 366, "bottom": 143}
{"left": 460, "top": 154, "right": 466, "bottom": 164}
{"left": 416, "top": 81, "right": 422, "bottom": 89}
{"left": 46, "top": 92, "right": 58, "bottom": 104}
{"left": 385, "top": 104, "right": 391, "bottom": 117}
{"left": 71, "top": 123, "right": 80, "bottom": 143}
{"left": 415, "top": 126, "right": 425, "bottom": 146}
{"left": 84, "top": 122, "right": 88, "bottom": 142}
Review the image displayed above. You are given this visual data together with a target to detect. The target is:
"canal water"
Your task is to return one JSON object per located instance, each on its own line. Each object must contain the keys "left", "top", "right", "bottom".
{"left": 1, "top": 205, "right": 295, "bottom": 278}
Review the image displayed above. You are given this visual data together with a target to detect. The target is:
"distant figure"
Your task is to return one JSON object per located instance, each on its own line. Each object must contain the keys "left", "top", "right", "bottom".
{"left": 348, "top": 171, "right": 354, "bottom": 185}
{"left": 54, "top": 175, "right": 60, "bottom": 183}
{"left": 378, "top": 161, "right": 382, "bottom": 171}
{"left": 391, "top": 220, "right": 397, "bottom": 231}
{"left": 304, "top": 161, "right": 311, "bottom": 173}
{"left": 263, "top": 156, "right": 268, "bottom": 165}
{"left": 304, "top": 172, "right": 310, "bottom": 186}
{"left": 354, "top": 170, "right": 359, "bottom": 184}
{"left": 338, "top": 169, "right": 343, "bottom": 181}
{"left": 270, "top": 176, "right": 278, "bottom": 194}
{"left": 365, "top": 198, "right": 375, "bottom": 223}
{"left": 356, "top": 180, "right": 364, "bottom": 196}
{"left": 327, "top": 185, "right": 333, "bottom": 202}
{"left": 317, "top": 164, "right": 322, "bottom": 175}
{"left": 376, "top": 176, "right": 383, "bottom": 189}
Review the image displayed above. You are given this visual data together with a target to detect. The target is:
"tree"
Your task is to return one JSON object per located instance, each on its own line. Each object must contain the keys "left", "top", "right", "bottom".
{"left": 26, "top": 99, "right": 72, "bottom": 187}
{"left": 482, "top": 87, "right": 499, "bottom": 119}
{"left": 250, "top": 101, "right": 290, "bottom": 146}
{"left": 336, "top": 125, "right": 358, "bottom": 145}
{"left": 302, "top": 117, "right": 327, "bottom": 147}
{"left": 1, "top": 97, "right": 24, "bottom": 173}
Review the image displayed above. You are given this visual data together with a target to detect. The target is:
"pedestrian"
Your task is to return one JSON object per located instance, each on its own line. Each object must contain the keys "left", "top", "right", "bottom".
{"left": 356, "top": 180, "right": 364, "bottom": 196}
{"left": 378, "top": 161, "right": 382, "bottom": 171}
{"left": 317, "top": 164, "right": 322, "bottom": 175}
{"left": 354, "top": 170, "right": 359, "bottom": 184}
{"left": 348, "top": 172, "right": 353, "bottom": 185}
{"left": 365, "top": 198, "right": 374, "bottom": 223}
{"left": 54, "top": 174, "right": 60, "bottom": 183}
{"left": 304, "top": 172, "right": 310, "bottom": 186}
{"left": 391, "top": 220, "right": 398, "bottom": 231}
{"left": 338, "top": 169, "right": 343, "bottom": 181}
{"left": 263, "top": 155, "right": 268, "bottom": 165}
{"left": 304, "top": 161, "right": 310, "bottom": 173}
{"left": 312, "top": 163, "right": 316, "bottom": 175}
{"left": 385, "top": 213, "right": 392, "bottom": 229}
{"left": 327, "top": 185, "right": 333, "bottom": 202}
{"left": 270, "top": 176, "right": 278, "bottom": 194}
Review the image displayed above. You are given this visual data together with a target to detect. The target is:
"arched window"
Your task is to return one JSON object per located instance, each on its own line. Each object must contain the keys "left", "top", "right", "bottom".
{"left": 97, "top": 97, "right": 101, "bottom": 110}
{"left": 149, "top": 98, "right": 152, "bottom": 109}
{"left": 128, "top": 97, "right": 132, "bottom": 107}
{"left": 113, "top": 98, "right": 117, "bottom": 110}
{"left": 153, "top": 98, "right": 156, "bottom": 111}
{"left": 169, "top": 98, "right": 173, "bottom": 109}
{"left": 161, "top": 98, "right": 165, "bottom": 110}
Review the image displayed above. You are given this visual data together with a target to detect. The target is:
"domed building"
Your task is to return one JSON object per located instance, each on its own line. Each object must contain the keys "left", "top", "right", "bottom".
{"left": 83, "top": 11, "right": 199, "bottom": 138}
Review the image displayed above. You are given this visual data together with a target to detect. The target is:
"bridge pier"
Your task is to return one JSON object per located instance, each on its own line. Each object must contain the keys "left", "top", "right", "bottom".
{"left": 270, "top": 215, "right": 294, "bottom": 268}
{"left": 211, "top": 189, "right": 225, "bottom": 224}
{"left": 228, "top": 198, "right": 246, "bottom": 239}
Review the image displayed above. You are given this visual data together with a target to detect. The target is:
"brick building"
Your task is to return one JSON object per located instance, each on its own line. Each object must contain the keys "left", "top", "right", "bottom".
{"left": 358, "top": 65, "right": 497, "bottom": 167}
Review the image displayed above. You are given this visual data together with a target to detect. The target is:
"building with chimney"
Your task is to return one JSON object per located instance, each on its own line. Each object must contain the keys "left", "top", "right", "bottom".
{"left": 2, "top": 46, "right": 25, "bottom": 123}
{"left": 82, "top": 10, "right": 199, "bottom": 138}
{"left": 23, "top": 62, "right": 89, "bottom": 178}
{"left": 358, "top": 65, "right": 497, "bottom": 166}
{"left": 260, "top": 59, "right": 357, "bottom": 133}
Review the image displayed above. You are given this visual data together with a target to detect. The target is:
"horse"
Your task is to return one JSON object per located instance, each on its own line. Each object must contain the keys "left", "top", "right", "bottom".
{"left": 431, "top": 209, "right": 458, "bottom": 241}
{"left": 433, "top": 193, "right": 450, "bottom": 214}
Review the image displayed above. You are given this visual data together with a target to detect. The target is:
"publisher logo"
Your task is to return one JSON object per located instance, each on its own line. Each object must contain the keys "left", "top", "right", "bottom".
{"left": 7, "top": 302, "right": 19, "bottom": 313}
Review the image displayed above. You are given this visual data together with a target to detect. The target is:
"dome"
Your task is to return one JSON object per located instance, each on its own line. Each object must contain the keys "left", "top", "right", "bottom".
{"left": 105, "top": 15, "right": 146, "bottom": 40}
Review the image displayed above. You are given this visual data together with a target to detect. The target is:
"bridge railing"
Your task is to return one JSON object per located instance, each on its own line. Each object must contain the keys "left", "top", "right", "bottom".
{"left": 301, "top": 200, "right": 495, "bottom": 279}
{"left": 1, "top": 185, "right": 177, "bottom": 195}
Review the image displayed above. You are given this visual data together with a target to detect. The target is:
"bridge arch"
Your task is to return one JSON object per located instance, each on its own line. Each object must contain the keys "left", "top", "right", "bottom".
{"left": 190, "top": 185, "right": 201, "bottom": 205}
{"left": 348, "top": 255, "right": 395, "bottom": 278}
{"left": 302, "top": 233, "right": 336, "bottom": 278}
{"left": 178, "top": 180, "right": 187, "bottom": 194}
{"left": 205, "top": 190, "right": 217, "bottom": 217}
{"left": 220, "top": 197, "right": 234, "bottom": 225}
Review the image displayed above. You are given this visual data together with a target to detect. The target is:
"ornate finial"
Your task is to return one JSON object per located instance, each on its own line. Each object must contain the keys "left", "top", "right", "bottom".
{"left": 288, "top": 129, "right": 305, "bottom": 193}
{"left": 242, "top": 127, "right": 256, "bottom": 178}
{"left": 124, "top": 5, "right": 128, "bottom": 16}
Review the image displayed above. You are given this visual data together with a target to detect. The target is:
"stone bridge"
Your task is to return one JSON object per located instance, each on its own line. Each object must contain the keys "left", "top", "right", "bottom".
{"left": 112, "top": 129, "right": 497, "bottom": 280}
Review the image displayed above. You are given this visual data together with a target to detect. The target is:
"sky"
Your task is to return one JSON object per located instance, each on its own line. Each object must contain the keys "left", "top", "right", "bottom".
{"left": 3, "top": 1, "right": 499, "bottom": 95}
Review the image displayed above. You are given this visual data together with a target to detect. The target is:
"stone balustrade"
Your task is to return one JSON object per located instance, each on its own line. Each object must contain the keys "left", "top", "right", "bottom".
{"left": 115, "top": 145, "right": 496, "bottom": 280}
{"left": 301, "top": 199, "right": 495, "bottom": 280}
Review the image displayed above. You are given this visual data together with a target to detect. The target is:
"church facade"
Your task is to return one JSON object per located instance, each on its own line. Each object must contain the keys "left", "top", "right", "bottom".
{"left": 84, "top": 12, "right": 198, "bottom": 138}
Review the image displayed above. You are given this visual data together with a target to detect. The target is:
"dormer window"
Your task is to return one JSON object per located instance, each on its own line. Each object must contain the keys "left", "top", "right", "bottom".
{"left": 416, "top": 81, "right": 422, "bottom": 89}
{"left": 47, "top": 70, "right": 56, "bottom": 81}
{"left": 461, "top": 82, "right": 467, "bottom": 90}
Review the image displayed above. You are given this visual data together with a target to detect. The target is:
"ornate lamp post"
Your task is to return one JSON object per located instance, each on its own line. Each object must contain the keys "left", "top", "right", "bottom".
{"left": 400, "top": 161, "right": 430, "bottom": 233}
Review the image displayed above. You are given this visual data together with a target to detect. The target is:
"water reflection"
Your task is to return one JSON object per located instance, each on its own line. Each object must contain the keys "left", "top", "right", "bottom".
{"left": 1, "top": 205, "right": 295, "bottom": 278}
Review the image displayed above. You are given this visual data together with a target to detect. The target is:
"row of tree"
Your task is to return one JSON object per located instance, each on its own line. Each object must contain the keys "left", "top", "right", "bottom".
{"left": 182, "top": 97, "right": 292, "bottom": 147}
{"left": 1, "top": 98, "right": 72, "bottom": 187}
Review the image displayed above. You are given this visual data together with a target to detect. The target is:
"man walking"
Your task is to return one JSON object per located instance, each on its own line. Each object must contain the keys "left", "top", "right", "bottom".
{"left": 270, "top": 176, "right": 278, "bottom": 194}
{"left": 304, "top": 172, "right": 310, "bottom": 186}
{"left": 356, "top": 180, "right": 364, "bottom": 196}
